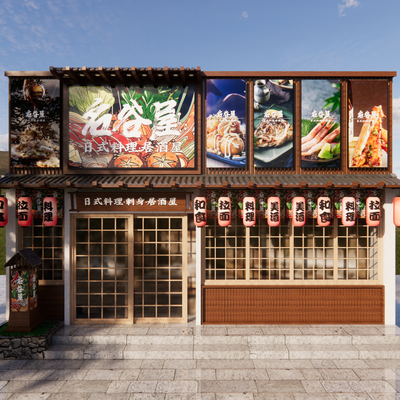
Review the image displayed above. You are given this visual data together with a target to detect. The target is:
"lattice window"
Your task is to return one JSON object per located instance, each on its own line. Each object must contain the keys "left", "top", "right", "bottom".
{"left": 293, "top": 220, "right": 334, "bottom": 280}
{"left": 20, "top": 218, "right": 64, "bottom": 281}
{"left": 337, "top": 219, "right": 378, "bottom": 280}
{"left": 133, "top": 217, "right": 186, "bottom": 321}
{"left": 249, "top": 219, "right": 290, "bottom": 280}
{"left": 74, "top": 216, "right": 130, "bottom": 320}
{"left": 205, "top": 218, "right": 246, "bottom": 280}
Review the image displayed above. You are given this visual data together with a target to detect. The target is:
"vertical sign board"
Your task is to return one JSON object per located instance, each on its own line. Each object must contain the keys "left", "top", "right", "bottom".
{"left": 301, "top": 80, "right": 341, "bottom": 168}
{"left": 267, "top": 197, "right": 280, "bottom": 227}
{"left": 243, "top": 197, "right": 256, "bottom": 227}
{"left": 69, "top": 85, "right": 196, "bottom": 169}
{"left": 253, "top": 79, "right": 294, "bottom": 168}
{"left": 206, "top": 79, "right": 246, "bottom": 168}
{"left": 10, "top": 78, "right": 60, "bottom": 168}
{"left": 17, "top": 197, "right": 32, "bottom": 227}
{"left": 293, "top": 197, "right": 306, "bottom": 227}
{"left": 342, "top": 197, "right": 356, "bottom": 227}
{"left": 43, "top": 197, "right": 57, "bottom": 227}
{"left": 366, "top": 197, "right": 380, "bottom": 227}
{"left": 0, "top": 197, "right": 7, "bottom": 227}
{"left": 348, "top": 80, "right": 388, "bottom": 168}
{"left": 317, "top": 197, "right": 331, "bottom": 227}
{"left": 193, "top": 197, "right": 207, "bottom": 227}
{"left": 218, "top": 197, "right": 231, "bottom": 227}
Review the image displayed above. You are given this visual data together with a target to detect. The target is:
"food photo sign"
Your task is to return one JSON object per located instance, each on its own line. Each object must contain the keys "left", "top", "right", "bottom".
{"left": 10, "top": 78, "right": 60, "bottom": 168}
{"left": 206, "top": 79, "right": 246, "bottom": 168}
{"left": 253, "top": 79, "right": 294, "bottom": 168}
{"left": 301, "top": 80, "right": 341, "bottom": 168}
{"left": 69, "top": 85, "right": 196, "bottom": 169}
{"left": 348, "top": 80, "right": 388, "bottom": 168}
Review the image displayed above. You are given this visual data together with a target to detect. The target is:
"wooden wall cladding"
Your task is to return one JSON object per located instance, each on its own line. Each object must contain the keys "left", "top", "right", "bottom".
{"left": 202, "top": 286, "right": 384, "bottom": 324}
{"left": 38, "top": 285, "right": 64, "bottom": 321}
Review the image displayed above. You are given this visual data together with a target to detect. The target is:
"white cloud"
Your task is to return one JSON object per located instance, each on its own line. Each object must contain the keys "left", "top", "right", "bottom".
{"left": 338, "top": 0, "right": 360, "bottom": 17}
{"left": 23, "top": 0, "right": 39, "bottom": 10}
{"left": 242, "top": 11, "right": 248, "bottom": 18}
{"left": 393, "top": 97, "right": 400, "bottom": 126}
{"left": 0, "top": 135, "right": 8, "bottom": 152}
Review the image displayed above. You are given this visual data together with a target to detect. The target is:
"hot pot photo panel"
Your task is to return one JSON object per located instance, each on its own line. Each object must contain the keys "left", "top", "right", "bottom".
{"left": 206, "top": 79, "right": 246, "bottom": 168}
{"left": 10, "top": 78, "right": 61, "bottom": 168}
{"left": 68, "top": 85, "right": 196, "bottom": 169}
{"left": 301, "top": 80, "right": 341, "bottom": 168}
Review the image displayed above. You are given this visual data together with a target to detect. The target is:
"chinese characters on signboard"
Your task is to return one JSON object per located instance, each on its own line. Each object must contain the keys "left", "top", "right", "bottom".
{"left": 342, "top": 197, "right": 356, "bottom": 226}
{"left": 292, "top": 197, "right": 306, "bottom": 227}
{"left": 267, "top": 197, "right": 280, "bottom": 227}
{"left": 69, "top": 85, "right": 196, "bottom": 169}
{"left": 43, "top": 197, "right": 57, "bottom": 227}
{"left": 366, "top": 197, "right": 380, "bottom": 227}
{"left": 206, "top": 79, "right": 246, "bottom": 168}
{"left": 193, "top": 197, "right": 207, "bottom": 227}
{"left": 10, "top": 78, "right": 60, "bottom": 168}
{"left": 17, "top": 197, "right": 32, "bottom": 227}
{"left": 301, "top": 80, "right": 341, "bottom": 168}
{"left": 218, "top": 197, "right": 231, "bottom": 227}
{"left": 348, "top": 80, "right": 388, "bottom": 168}
{"left": 317, "top": 197, "right": 331, "bottom": 227}
{"left": 243, "top": 197, "right": 256, "bottom": 227}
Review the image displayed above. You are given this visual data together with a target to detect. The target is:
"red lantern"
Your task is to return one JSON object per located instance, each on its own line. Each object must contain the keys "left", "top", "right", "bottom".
{"left": 267, "top": 197, "right": 280, "bottom": 227}
{"left": 243, "top": 197, "right": 256, "bottom": 227}
{"left": 218, "top": 197, "right": 231, "bottom": 227}
{"left": 0, "top": 197, "right": 8, "bottom": 227}
{"left": 317, "top": 197, "right": 331, "bottom": 227}
{"left": 193, "top": 197, "right": 207, "bottom": 227}
{"left": 43, "top": 197, "right": 57, "bottom": 227}
{"left": 394, "top": 197, "right": 400, "bottom": 226}
{"left": 366, "top": 197, "right": 380, "bottom": 227}
{"left": 292, "top": 197, "right": 306, "bottom": 227}
{"left": 17, "top": 197, "right": 32, "bottom": 227}
{"left": 342, "top": 197, "right": 356, "bottom": 226}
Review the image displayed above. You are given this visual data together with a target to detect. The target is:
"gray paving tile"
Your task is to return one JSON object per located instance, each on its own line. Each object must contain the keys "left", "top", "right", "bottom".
{"left": 81, "top": 360, "right": 142, "bottom": 369}
{"left": 0, "top": 361, "right": 29, "bottom": 370}
{"left": 196, "top": 360, "right": 255, "bottom": 369}
{"left": 0, "top": 380, "right": 65, "bottom": 393}
{"left": 119, "top": 370, "right": 141, "bottom": 380}
{"left": 320, "top": 380, "right": 354, "bottom": 393}
{"left": 47, "top": 394, "right": 90, "bottom": 400}
{"left": 126, "top": 381, "right": 158, "bottom": 393}
{"left": 58, "top": 380, "right": 111, "bottom": 393}
{"left": 318, "top": 369, "right": 360, "bottom": 380}
{"left": 0, "top": 370, "right": 37, "bottom": 380}
{"left": 138, "top": 370, "right": 175, "bottom": 381}
{"left": 199, "top": 380, "right": 257, "bottom": 393}
{"left": 30, "top": 370, "right": 88, "bottom": 381}
{"left": 130, "top": 395, "right": 166, "bottom": 400}
{"left": 348, "top": 380, "right": 397, "bottom": 393}
{"left": 300, "top": 379, "right": 327, "bottom": 393}
{"left": 174, "top": 369, "right": 216, "bottom": 381}
{"left": 8, "top": 394, "right": 52, "bottom": 400}
{"left": 333, "top": 360, "right": 371, "bottom": 369}
{"left": 141, "top": 360, "right": 165, "bottom": 369}
{"left": 253, "top": 360, "right": 314, "bottom": 369}
{"left": 155, "top": 381, "right": 197, "bottom": 394}
{"left": 255, "top": 380, "right": 305, "bottom": 393}
{"left": 83, "top": 369, "right": 123, "bottom": 380}
{"left": 106, "top": 381, "right": 130, "bottom": 394}
{"left": 216, "top": 369, "right": 268, "bottom": 380}
{"left": 89, "top": 395, "right": 130, "bottom": 400}
{"left": 353, "top": 368, "right": 397, "bottom": 381}
{"left": 253, "top": 395, "right": 295, "bottom": 400}
{"left": 23, "top": 360, "right": 84, "bottom": 370}
{"left": 267, "top": 369, "right": 304, "bottom": 380}
{"left": 164, "top": 361, "right": 196, "bottom": 370}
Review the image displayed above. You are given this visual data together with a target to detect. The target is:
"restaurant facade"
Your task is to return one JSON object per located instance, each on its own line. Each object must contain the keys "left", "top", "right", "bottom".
{"left": 1, "top": 67, "right": 399, "bottom": 325}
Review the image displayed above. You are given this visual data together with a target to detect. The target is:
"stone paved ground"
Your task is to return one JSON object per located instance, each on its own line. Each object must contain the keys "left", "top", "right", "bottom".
{"left": 0, "top": 323, "right": 399, "bottom": 399}
{"left": 0, "top": 277, "right": 399, "bottom": 398}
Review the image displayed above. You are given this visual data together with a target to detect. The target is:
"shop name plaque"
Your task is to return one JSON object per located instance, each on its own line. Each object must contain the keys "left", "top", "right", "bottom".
{"left": 76, "top": 193, "right": 186, "bottom": 212}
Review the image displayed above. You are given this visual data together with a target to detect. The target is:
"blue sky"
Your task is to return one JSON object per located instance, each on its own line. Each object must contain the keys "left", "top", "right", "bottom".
{"left": 1, "top": 0, "right": 400, "bottom": 173}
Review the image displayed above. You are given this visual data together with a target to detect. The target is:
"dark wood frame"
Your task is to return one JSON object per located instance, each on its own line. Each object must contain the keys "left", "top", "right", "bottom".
{"left": 5, "top": 69, "right": 396, "bottom": 178}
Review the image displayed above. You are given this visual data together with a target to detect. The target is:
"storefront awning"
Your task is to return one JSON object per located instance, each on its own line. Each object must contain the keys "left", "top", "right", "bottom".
{"left": 1, "top": 174, "right": 400, "bottom": 190}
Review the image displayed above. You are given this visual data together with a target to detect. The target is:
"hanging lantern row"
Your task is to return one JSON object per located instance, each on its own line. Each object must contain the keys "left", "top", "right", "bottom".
{"left": 0, "top": 197, "right": 58, "bottom": 227}
{"left": 194, "top": 196, "right": 382, "bottom": 228}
